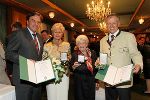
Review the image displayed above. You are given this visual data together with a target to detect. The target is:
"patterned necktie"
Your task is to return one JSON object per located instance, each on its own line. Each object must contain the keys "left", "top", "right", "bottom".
{"left": 109, "top": 34, "right": 115, "bottom": 45}
{"left": 32, "top": 34, "right": 39, "bottom": 53}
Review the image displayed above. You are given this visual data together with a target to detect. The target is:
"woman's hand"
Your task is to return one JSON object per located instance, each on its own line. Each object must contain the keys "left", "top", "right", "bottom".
{"left": 67, "top": 54, "right": 71, "bottom": 61}
{"left": 72, "top": 62, "right": 81, "bottom": 70}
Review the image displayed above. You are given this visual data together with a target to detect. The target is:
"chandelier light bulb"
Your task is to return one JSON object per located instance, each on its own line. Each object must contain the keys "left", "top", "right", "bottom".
{"left": 92, "top": 1, "right": 94, "bottom": 5}
{"left": 87, "top": 4, "right": 89, "bottom": 7}
{"left": 108, "top": 1, "right": 110, "bottom": 7}
{"left": 49, "top": 12, "right": 55, "bottom": 18}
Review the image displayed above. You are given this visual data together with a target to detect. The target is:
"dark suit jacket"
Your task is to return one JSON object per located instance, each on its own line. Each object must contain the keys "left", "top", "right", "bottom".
{"left": 6, "top": 28, "right": 44, "bottom": 85}
{"left": 5, "top": 30, "right": 19, "bottom": 76}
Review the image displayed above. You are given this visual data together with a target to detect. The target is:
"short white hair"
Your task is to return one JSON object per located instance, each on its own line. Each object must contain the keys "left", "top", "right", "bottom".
{"left": 76, "top": 35, "right": 89, "bottom": 45}
{"left": 105, "top": 14, "right": 120, "bottom": 23}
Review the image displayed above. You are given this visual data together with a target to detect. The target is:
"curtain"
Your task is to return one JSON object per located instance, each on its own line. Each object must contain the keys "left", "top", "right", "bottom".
{"left": 0, "top": 4, "right": 6, "bottom": 45}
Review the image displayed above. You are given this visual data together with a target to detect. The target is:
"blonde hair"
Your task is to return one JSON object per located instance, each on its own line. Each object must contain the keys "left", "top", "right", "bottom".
{"left": 76, "top": 35, "right": 89, "bottom": 45}
{"left": 51, "top": 23, "right": 65, "bottom": 33}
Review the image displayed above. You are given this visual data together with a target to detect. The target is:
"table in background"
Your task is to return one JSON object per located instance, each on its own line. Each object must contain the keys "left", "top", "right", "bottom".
{"left": 0, "top": 84, "right": 16, "bottom": 100}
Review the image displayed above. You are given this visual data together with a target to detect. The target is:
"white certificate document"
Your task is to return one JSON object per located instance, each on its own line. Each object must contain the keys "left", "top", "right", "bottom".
{"left": 19, "top": 56, "right": 55, "bottom": 84}
{"left": 103, "top": 64, "right": 133, "bottom": 85}
{"left": 35, "top": 59, "right": 55, "bottom": 83}
{"left": 113, "top": 65, "right": 133, "bottom": 84}
{"left": 103, "top": 65, "right": 117, "bottom": 85}
{"left": 100, "top": 53, "right": 107, "bottom": 65}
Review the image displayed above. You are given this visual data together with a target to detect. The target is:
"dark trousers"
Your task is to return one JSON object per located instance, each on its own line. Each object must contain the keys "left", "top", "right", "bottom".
{"left": 74, "top": 74, "right": 95, "bottom": 100}
{"left": 105, "top": 87, "right": 131, "bottom": 100}
{"left": 15, "top": 84, "right": 42, "bottom": 100}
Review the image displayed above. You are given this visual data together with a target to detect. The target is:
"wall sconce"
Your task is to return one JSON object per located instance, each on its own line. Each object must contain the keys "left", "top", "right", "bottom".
{"left": 49, "top": 12, "right": 55, "bottom": 18}
{"left": 139, "top": 18, "right": 144, "bottom": 24}
{"left": 81, "top": 28, "right": 85, "bottom": 32}
{"left": 70, "top": 22, "right": 74, "bottom": 27}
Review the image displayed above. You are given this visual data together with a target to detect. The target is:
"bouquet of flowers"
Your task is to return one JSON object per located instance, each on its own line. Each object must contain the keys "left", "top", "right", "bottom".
{"left": 42, "top": 51, "right": 68, "bottom": 84}
{"left": 52, "top": 58, "right": 66, "bottom": 84}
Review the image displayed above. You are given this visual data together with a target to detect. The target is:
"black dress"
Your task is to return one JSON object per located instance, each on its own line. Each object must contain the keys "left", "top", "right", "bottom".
{"left": 143, "top": 44, "right": 150, "bottom": 79}
{"left": 70, "top": 50, "right": 97, "bottom": 100}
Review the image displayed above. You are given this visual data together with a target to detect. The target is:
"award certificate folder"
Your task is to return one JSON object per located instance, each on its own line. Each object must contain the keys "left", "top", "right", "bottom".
{"left": 19, "top": 56, "right": 55, "bottom": 84}
{"left": 95, "top": 64, "right": 133, "bottom": 86}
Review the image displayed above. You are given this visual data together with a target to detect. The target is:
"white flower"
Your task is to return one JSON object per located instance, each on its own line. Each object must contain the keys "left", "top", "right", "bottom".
{"left": 52, "top": 58, "right": 61, "bottom": 65}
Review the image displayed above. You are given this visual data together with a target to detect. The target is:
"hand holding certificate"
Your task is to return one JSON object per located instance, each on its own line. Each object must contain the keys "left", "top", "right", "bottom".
{"left": 95, "top": 64, "right": 133, "bottom": 86}
{"left": 95, "top": 53, "right": 108, "bottom": 69}
{"left": 19, "top": 56, "right": 55, "bottom": 84}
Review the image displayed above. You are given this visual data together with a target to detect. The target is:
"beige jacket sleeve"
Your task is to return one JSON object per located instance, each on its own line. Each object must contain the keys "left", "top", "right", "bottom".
{"left": 127, "top": 33, "right": 143, "bottom": 70}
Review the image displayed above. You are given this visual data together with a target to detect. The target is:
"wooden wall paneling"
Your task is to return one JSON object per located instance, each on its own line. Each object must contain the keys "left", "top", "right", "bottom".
{"left": 11, "top": 8, "right": 26, "bottom": 28}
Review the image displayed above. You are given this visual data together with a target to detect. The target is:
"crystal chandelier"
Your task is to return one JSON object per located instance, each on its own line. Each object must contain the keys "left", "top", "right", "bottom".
{"left": 86, "top": 0, "right": 111, "bottom": 22}
{"left": 98, "top": 21, "right": 107, "bottom": 32}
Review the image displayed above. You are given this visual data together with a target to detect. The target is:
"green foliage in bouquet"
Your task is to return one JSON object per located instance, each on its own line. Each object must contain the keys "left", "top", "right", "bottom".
{"left": 95, "top": 64, "right": 109, "bottom": 70}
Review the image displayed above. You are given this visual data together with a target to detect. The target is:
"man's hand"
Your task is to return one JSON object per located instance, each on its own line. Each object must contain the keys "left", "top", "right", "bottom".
{"left": 96, "top": 82, "right": 100, "bottom": 90}
{"left": 133, "top": 64, "right": 141, "bottom": 74}
{"left": 95, "top": 58, "right": 100, "bottom": 66}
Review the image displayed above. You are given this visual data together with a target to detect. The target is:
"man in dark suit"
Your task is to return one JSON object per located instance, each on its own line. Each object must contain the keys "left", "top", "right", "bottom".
{"left": 41, "top": 30, "right": 52, "bottom": 44}
{"left": 6, "top": 12, "right": 44, "bottom": 100}
{"left": 5, "top": 21, "right": 23, "bottom": 81}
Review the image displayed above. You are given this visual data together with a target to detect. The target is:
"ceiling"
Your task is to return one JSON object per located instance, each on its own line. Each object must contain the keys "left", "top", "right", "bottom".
{"left": 1, "top": 0, "right": 150, "bottom": 35}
